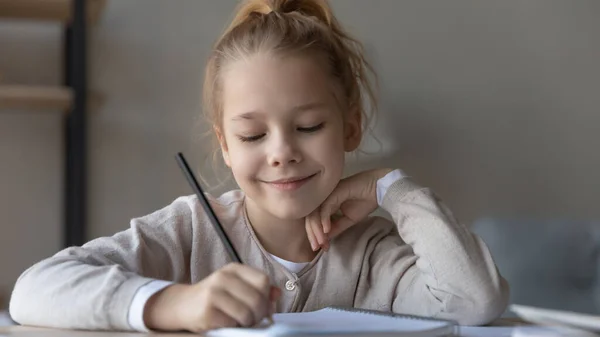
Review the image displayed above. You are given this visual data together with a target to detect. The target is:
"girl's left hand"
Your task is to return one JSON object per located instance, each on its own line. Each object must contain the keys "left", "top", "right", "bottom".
{"left": 305, "top": 168, "right": 393, "bottom": 251}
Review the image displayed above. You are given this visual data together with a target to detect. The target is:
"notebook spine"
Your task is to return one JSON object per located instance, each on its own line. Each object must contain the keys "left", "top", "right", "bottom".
{"left": 330, "top": 307, "right": 460, "bottom": 336}
{"left": 329, "top": 306, "right": 458, "bottom": 325}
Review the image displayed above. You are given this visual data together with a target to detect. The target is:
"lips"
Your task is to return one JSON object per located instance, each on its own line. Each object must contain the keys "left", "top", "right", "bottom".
{"left": 265, "top": 173, "right": 317, "bottom": 191}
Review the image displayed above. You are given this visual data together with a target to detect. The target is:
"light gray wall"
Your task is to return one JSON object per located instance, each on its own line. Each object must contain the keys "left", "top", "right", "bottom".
{"left": 0, "top": 20, "right": 63, "bottom": 305}
{"left": 1, "top": 0, "right": 599, "bottom": 300}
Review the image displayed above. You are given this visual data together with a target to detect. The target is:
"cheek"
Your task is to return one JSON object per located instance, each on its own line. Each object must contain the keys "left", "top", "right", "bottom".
{"left": 322, "top": 122, "right": 346, "bottom": 155}
{"left": 308, "top": 126, "right": 346, "bottom": 172}
{"left": 313, "top": 137, "right": 344, "bottom": 162}
{"left": 227, "top": 143, "right": 260, "bottom": 178}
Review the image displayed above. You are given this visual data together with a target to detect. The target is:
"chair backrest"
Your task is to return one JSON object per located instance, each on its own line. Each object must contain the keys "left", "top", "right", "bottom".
{"left": 471, "top": 218, "right": 600, "bottom": 316}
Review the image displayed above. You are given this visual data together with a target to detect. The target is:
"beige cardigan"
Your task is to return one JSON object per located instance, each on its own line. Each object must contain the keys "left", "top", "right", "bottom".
{"left": 10, "top": 177, "right": 509, "bottom": 331}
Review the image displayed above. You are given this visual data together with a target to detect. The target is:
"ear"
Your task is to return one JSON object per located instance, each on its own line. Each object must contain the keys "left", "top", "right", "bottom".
{"left": 343, "top": 107, "right": 362, "bottom": 152}
{"left": 214, "top": 126, "right": 231, "bottom": 167}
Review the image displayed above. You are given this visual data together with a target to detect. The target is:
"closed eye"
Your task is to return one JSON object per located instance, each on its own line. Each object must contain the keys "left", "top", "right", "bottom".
{"left": 298, "top": 123, "right": 325, "bottom": 133}
{"left": 237, "top": 134, "right": 265, "bottom": 142}
{"left": 237, "top": 123, "right": 324, "bottom": 142}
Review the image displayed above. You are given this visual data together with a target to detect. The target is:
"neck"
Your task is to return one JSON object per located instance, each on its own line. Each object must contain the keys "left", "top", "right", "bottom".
{"left": 244, "top": 197, "right": 317, "bottom": 263}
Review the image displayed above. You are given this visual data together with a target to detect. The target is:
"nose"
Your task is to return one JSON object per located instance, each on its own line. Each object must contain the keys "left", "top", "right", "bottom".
{"left": 267, "top": 132, "right": 302, "bottom": 167}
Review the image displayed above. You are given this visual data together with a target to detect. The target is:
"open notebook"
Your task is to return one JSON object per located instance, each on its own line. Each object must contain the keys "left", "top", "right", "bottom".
{"left": 207, "top": 307, "right": 458, "bottom": 337}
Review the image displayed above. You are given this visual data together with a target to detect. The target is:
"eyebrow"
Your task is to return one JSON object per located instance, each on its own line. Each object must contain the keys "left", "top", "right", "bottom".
{"left": 231, "top": 102, "right": 327, "bottom": 121}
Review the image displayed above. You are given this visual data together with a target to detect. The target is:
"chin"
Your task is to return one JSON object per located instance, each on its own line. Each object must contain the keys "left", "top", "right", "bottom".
{"left": 269, "top": 208, "right": 310, "bottom": 221}
{"left": 266, "top": 201, "right": 318, "bottom": 220}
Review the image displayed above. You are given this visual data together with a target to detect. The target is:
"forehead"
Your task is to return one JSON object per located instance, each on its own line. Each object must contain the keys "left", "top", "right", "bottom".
{"left": 221, "top": 53, "right": 338, "bottom": 120}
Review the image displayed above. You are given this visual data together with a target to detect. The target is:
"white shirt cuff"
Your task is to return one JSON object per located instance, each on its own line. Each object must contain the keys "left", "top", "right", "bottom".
{"left": 128, "top": 280, "right": 174, "bottom": 332}
{"left": 376, "top": 169, "right": 406, "bottom": 206}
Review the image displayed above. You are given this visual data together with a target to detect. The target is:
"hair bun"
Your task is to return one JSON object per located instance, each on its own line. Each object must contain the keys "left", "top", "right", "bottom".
{"left": 272, "top": 0, "right": 332, "bottom": 25}
{"left": 239, "top": 0, "right": 333, "bottom": 26}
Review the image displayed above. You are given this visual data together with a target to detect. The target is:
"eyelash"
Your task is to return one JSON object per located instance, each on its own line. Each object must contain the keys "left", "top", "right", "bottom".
{"left": 237, "top": 123, "right": 325, "bottom": 143}
{"left": 298, "top": 123, "right": 325, "bottom": 133}
{"left": 238, "top": 134, "right": 265, "bottom": 143}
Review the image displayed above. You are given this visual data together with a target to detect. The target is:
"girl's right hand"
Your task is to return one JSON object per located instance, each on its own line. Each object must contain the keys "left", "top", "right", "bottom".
{"left": 144, "top": 263, "right": 281, "bottom": 333}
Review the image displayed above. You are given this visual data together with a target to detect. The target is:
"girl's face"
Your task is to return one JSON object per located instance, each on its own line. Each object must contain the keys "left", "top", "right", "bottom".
{"left": 218, "top": 53, "right": 361, "bottom": 220}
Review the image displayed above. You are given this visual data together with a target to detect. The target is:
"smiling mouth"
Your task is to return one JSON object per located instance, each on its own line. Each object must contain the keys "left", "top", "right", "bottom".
{"left": 265, "top": 173, "right": 318, "bottom": 191}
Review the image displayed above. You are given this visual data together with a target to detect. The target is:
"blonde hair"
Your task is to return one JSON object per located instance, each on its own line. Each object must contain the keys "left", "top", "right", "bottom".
{"left": 200, "top": 0, "right": 378, "bottom": 186}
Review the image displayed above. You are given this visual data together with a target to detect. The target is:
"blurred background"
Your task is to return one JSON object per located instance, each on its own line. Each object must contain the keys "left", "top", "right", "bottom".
{"left": 1, "top": 0, "right": 599, "bottom": 318}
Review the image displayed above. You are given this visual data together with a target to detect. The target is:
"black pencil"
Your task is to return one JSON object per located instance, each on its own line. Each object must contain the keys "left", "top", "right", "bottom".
{"left": 176, "top": 152, "right": 276, "bottom": 325}
{"left": 175, "top": 152, "right": 242, "bottom": 264}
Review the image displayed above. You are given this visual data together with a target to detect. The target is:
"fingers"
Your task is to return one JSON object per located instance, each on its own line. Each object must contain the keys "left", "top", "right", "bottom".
{"left": 306, "top": 211, "right": 331, "bottom": 251}
{"left": 219, "top": 272, "right": 270, "bottom": 324}
{"left": 321, "top": 202, "right": 334, "bottom": 235}
{"left": 210, "top": 290, "right": 257, "bottom": 327}
{"left": 320, "top": 181, "right": 350, "bottom": 234}
{"left": 225, "top": 264, "right": 272, "bottom": 298}
{"left": 328, "top": 214, "right": 356, "bottom": 239}
{"left": 269, "top": 286, "right": 281, "bottom": 316}
{"left": 311, "top": 213, "right": 328, "bottom": 248}
{"left": 305, "top": 215, "right": 319, "bottom": 251}
{"left": 213, "top": 264, "right": 281, "bottom": 326}
{"left": 204, "top": 306, "right": 239, "bottom": 330}
{"left": 190, "top": 265, "right": 280, "bottom": 331}
{"left": 269, "top": 286, "right": 281, "bottom": 302}
{"left": 306, "top": 208, "right": 358, "bottom": 252}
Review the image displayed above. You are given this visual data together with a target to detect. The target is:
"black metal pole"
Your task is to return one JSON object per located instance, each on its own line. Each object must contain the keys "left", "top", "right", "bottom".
{"left": 63, "top": 0, "right": 87, "bottom": 247}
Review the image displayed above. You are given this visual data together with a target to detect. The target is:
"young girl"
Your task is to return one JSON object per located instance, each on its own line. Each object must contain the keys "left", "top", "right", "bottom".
{"left": 10, "top": 0, "right": 508, "bottom": 332}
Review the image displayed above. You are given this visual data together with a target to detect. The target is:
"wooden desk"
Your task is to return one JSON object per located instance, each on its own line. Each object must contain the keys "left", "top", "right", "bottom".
{"left": 0, "top": 318, "right": 529, "bottom": 336}
{"left": 0, "top": 325, "right": 199, "bottom": 336}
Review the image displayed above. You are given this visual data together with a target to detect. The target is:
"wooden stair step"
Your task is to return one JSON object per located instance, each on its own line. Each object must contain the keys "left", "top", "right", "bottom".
{"left": 0, "top": 85, "right": 73, "bottom": 112}
{"left": 0, "top": 0, "right": 106, "bottom": 24}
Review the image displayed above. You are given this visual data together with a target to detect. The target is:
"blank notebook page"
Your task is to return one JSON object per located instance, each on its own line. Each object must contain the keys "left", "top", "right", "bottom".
{"left": 207, "top": 307, "right": 453, "bottom": 337}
